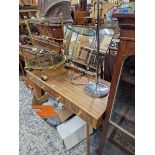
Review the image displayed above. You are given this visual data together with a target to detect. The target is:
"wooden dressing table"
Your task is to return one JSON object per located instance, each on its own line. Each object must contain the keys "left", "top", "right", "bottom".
{"left": 24, "top": 65, "right": 110, "bottom": 155}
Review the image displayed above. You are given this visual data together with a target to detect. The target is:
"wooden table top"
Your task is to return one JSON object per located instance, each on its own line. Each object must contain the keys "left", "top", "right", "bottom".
{"left": 26, "top": 65, "right": 110, "bottom": 128}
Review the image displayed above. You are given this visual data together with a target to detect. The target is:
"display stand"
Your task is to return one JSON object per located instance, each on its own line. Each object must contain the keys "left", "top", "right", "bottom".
{"left": 97, "top": 13, "right": 135, "bottom": 155}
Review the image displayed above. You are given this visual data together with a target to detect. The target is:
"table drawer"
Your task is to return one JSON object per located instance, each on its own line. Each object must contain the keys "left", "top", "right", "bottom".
{"left": 66, "top": 101, "right": 93, "bottom": 126}
{"left": 23, "top": 76, "right": 37, "bottom": 96}
{"left": 79, "top": 109, "right": 92, "bottom": 125}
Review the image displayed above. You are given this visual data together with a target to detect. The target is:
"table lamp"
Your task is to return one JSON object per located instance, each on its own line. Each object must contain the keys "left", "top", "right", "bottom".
{"left": 84, "top": 0, "right": 110, "bottom": 97}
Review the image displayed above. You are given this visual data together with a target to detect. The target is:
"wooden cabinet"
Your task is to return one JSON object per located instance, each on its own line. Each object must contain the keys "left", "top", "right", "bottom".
{"left": 97, "top": 14, "right": 135, "bottom": 155}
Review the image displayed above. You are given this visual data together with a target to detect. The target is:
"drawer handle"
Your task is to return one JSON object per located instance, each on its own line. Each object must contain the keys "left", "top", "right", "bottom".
{"left": 77, "top": 111, "right": 82, "bottom": 117}
{"left": 41, "top": 85, "right": 45, "bottom": 89}
{"left": 56, "top": 96, "right": 61, "bottom": 102}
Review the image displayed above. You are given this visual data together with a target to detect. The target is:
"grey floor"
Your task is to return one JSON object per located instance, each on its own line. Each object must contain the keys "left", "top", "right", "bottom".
{"left": 19, "top": 80, "right": 124, "bottom": 155}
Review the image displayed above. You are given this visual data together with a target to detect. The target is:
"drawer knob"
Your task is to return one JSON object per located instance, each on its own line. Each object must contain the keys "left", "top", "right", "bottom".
{"left": 77, "top": 111, "right": 82, "bottom": 116}
{"left": 56, "top": 96, "right": 61, "bottom": 102}
{"left": 41, "top": 75, "right": 48, "bottom": 81}
{"left": 41, "top": 85, "right": 45, "bottom": 89}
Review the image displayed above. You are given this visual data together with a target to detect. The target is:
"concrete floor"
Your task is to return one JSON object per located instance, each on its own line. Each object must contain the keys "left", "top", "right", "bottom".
{"left": 19, "top": 80, "right": 125, "bottom": 155}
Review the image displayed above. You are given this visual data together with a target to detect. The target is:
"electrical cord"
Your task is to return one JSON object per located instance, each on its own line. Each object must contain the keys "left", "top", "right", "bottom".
{"left": 64, "top": 59, "right": 89, "bottom": 86}
{"left": 70, "top": 71, "right": 87, "bottom": 86}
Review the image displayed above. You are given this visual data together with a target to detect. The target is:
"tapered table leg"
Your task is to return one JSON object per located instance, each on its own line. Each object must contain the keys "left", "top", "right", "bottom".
{"left": 32, "top": 95, "right": 39, "bottom": 105}
{"left": 19, "top": 58, "right": 25, "bottom": 76}
{"left": 86, "top": 123, "right": 90, "bottom": 155}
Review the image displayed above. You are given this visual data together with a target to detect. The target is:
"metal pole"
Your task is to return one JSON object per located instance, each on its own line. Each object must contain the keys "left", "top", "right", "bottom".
{"left": 24, "top": 18, "right": 35, "bottom": 46}
{"left": 96, "top": 0, "right": 100, "bottom": 84}
{"left": 84, "top": 0, "right": 110, "bottom": 97}
{"left": 60, "top": 13, "right": 64, "bottom": 39}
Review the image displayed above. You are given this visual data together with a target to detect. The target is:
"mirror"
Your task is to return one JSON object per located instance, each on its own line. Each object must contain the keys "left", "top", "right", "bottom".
{"left": 64, "top": 24, "right": 114, "bottom": 59}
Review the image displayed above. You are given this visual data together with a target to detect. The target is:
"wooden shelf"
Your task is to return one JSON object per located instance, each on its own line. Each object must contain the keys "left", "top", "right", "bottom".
{"left": 112, "top": 109, "right": 135, "bottom": 123}
{"left": 121, "top": 73, "right": 135, "bottom": 85}
{"left": 19, "top": 9, "right": 38, "bottom": 13}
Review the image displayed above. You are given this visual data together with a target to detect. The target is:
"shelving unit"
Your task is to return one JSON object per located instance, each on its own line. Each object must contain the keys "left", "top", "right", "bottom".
{"left": 19, "top": 3, "right": 39, "bottom": 76}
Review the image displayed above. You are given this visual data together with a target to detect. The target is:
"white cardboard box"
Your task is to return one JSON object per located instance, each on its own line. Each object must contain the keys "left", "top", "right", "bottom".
{"left": 57, "top": 116, "right": 93, "bottom": 150}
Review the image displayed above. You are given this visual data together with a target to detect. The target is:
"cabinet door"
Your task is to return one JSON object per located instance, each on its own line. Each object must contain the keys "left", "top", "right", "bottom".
{"left": 109, "top": 54, "right": 135, "bottom": 155}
